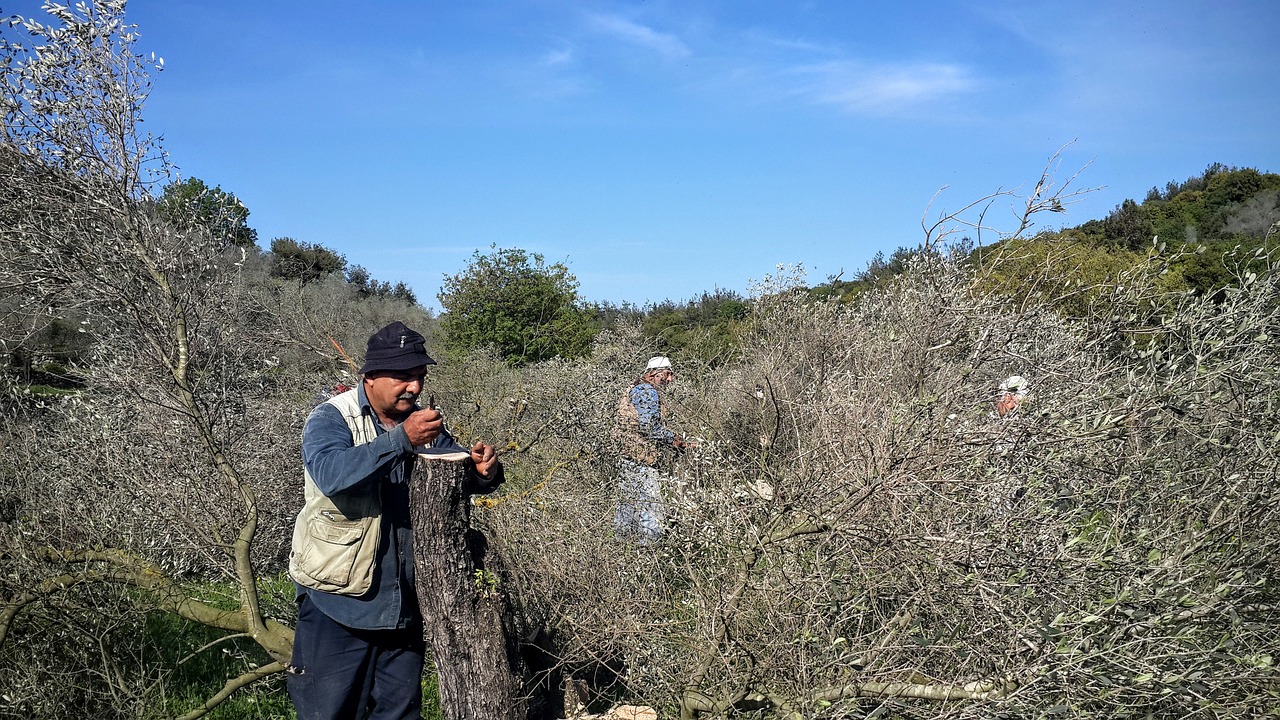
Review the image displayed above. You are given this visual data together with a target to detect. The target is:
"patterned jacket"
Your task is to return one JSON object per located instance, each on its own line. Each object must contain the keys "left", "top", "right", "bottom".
{"left": 615, "top": 381, "right": 676, "bottom": 466}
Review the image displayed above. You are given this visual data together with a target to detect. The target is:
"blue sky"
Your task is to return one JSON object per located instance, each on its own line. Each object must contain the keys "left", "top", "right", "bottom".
{"left": 11, "top": 1, "right": 1280, "bottom": 311}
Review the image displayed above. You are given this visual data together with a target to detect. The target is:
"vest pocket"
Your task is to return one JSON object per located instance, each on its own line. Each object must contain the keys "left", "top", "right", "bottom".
{"left": 297, "top": 516, "right": 365, "bottom": 587}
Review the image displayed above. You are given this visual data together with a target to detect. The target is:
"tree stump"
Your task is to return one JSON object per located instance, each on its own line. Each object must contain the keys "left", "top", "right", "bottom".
{"left": 409, "top": 451, "right": 528, "bottom": 720}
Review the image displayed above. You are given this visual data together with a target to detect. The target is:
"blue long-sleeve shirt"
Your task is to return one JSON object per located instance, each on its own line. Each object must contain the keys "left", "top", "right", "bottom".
{"left": 298, "top": 383, "right": 502, "bottom": 630}
{"left": 630, "top": 382, "right": 676, "bottom": 443}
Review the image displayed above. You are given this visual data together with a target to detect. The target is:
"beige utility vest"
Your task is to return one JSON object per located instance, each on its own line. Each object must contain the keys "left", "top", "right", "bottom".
{"left": 288, "top": 389, "right": 384, "bottom": 596}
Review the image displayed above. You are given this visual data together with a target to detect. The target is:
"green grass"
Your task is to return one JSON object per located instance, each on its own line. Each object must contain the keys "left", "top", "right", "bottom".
{"left": 144, "top": 608, "right": 294, "bottom": 719}
{"left": 144, "top": 575, "right": 444, "bottom": 719}
{"left": 422, "top": 671, "right": 444, "bottom": 720}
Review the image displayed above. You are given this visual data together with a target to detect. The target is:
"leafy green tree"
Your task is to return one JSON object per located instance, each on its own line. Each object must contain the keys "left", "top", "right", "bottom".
{"left": 1098, "top": 165, "right": 1280, "bottom": 249}
{"left": 637, "top": 289, "right": 750, "bottom": 363}
{"left": 971, "top": 235, "right": 1169, "bottom": 316}
{"left": 1032, "top": 164, "right": 1279, "bottom": 304}
{"left": 807, "top": 246, "right": 940, "bottom": 305}
{"left": 1204, "top": 167, "right": 1269, "bottom": 207}
{"left": 346, "top": 264, "right": 419, "bottom": 305}
{"left": 268, "top": 236, "right": 346, "bottom": 283}
{"left": 1102, "top": 198, "right": 1155, "bottom": 250}
{"left": 157, "top": 177, "right": 259, "bottom": 248}
{"left": 1168, "top": 239, "right": 1272, "bottom": 300}
{"left": 345, "top": 264, "right": 375, "bottom": 295}
{"left": 388, "top": 281, "right": 417, "bottom": 305}
{"left": 1147, "top": 189, "right": 1208, "bottom": 244}
{"left": 438, "top": 246, "right": 596, "bottom": 365}
{"left": 584, "top": 300, "right": 646, "bottom": 330}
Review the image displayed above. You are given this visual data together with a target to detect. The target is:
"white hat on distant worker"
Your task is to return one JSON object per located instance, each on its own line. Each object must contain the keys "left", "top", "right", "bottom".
{"left": 1000, "top": 375, "right": 1028, "bottom": 394}
{"left": 646, "top": 356, "right": 672, "bottom": 371}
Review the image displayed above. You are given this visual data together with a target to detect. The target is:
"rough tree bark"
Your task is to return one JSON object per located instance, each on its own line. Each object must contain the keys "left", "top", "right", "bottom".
{"left": 409, "top": 452, "right": 529, "bottom": 720}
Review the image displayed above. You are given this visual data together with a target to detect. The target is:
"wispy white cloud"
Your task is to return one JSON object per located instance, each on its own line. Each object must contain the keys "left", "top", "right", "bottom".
{"left": 502, "top": 8, "right": 978, "bottom": 117}
{"left": 498, "top": 41, "right": 589, "bottom": 101}
{"left": 588, "top": 13, "right": 691, "bottom": 60}
{"left": 739, "top": 27, "right": 840, "bottom": 56}
{"left": 726, "top": 58, "right": 977, "bottom": 116}
{"left": 792, "top": 60, "right": 976, "bottom": 114}
{"left": 541, "top": 45, "right": 575, "bottom": 67}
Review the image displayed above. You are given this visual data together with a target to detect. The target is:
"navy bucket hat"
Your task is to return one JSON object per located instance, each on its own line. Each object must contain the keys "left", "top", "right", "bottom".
{"left": 358, "top": 321, "right": 436, "bottom": 374}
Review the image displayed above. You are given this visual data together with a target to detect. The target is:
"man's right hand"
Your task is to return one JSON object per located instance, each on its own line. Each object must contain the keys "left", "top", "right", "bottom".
{"left": 403, "top": 408, "right": 443, "bottom": 447}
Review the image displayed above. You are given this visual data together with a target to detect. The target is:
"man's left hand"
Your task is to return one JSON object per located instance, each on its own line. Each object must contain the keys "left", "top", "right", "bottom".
{"left": 470, "top": 441, "right": 498, "bottom": 477}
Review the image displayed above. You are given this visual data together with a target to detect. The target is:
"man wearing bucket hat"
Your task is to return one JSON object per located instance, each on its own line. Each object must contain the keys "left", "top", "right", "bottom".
{"left": 614, "top": 355, "right": 690, "bottom": 541}
{"left": 286, "top": 321, "right": 503, "bottom": 720}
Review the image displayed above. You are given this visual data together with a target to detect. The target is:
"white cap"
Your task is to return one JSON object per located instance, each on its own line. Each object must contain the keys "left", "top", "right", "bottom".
{"left": 1000, "top": 375, "right": 1028, "bottom": 393}
{"left": 645, "top": 356, "right": 672, "bottom": 371}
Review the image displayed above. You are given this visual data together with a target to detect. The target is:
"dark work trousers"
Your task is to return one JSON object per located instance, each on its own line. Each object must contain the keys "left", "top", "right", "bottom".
{"left": 287, "top": 593, "right": 426, "bottom": 720}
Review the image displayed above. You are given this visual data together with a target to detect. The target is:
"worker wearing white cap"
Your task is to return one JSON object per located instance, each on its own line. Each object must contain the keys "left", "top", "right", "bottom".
{"left": 995, "top": 375, "right": 1028, "bottom": 417}
{"left": 614, "top": 355, "right": 688, "bottom": 541}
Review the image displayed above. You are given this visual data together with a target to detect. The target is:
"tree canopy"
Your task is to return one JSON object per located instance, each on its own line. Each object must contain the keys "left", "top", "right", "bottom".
{"left": 269, "top": 236, "right": 346, "bottom": 283}
{"left": 438, "top": 246, "right": 596, "bottom": 365}
{"left": 157, "top": 177, "right": 259, "bottom": 248}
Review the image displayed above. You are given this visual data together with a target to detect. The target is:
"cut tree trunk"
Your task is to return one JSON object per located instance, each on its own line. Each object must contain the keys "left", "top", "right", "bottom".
{"left": 409, "top": 452, "right": 528, "bottom": 720}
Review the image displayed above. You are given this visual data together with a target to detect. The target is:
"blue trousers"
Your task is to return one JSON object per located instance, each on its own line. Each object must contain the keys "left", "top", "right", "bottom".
{"left": 287, "top": 593, "right": 425, "bottom": 720}
{"left": 615, "top": 458, "right": 666, "bottom": 542}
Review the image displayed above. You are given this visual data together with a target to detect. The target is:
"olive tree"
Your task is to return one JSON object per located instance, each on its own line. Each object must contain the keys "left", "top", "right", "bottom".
{"left": 1, "top": 6, "right": 530, "bottom": 719}
{"left": 1, "top": 4, "right": 298, "bottom": 716}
